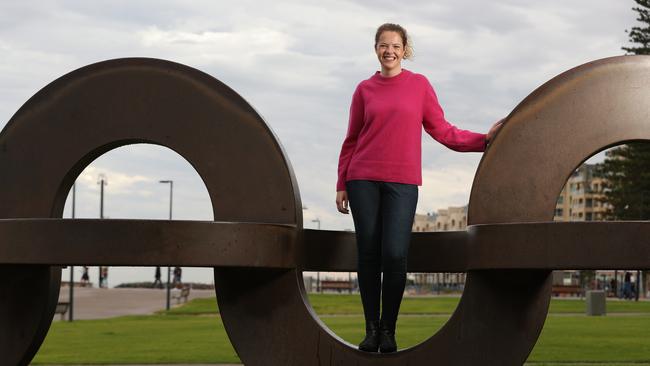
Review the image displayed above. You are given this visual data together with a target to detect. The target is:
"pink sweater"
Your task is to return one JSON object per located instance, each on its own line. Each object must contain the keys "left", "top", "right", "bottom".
{"left": 336, "top": 69, "right": 486, "bottom": 192}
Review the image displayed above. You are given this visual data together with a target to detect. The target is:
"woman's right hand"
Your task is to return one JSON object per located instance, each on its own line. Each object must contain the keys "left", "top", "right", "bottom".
{"left": 486, "top": 118, "right": 505, "bottom": 145}
{"left": 336, "top": 190, "right": 349, "bottom": 214}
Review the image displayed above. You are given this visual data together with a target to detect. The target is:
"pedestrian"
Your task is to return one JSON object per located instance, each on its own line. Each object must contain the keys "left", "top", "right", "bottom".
{"left": 624, "top": 272, "right": 632, "bottom": 300}
{"left": 101, "top": 266, "right": 109, "bottom": 289}
{"left": 98, "top": 266, "right": 104, "bottom": 289}
{"left": 153, "top": 266, "right": 162, "bottom": 288}
{"left": 81, "top": 266, "right": 89, "bottom": 286}
{"left": 173, "top": 266, "right": 182, "bottom": 287}
{"left": 335, "top": 23, "right": 503, "bottom": 353}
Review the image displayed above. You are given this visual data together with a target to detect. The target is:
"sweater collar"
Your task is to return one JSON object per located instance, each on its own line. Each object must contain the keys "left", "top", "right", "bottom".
{"left": 371, "top": 69, "right": 411, "bottom": 84}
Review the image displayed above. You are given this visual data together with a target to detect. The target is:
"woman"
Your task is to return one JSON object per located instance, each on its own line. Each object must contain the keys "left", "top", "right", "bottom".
{"left": 335, "top": 23, "right": 503, "bottom": 353}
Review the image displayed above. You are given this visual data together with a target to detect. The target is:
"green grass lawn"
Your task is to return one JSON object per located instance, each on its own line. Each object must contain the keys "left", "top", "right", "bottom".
{"left": 166, "top": 293, "right": 650, "bottom": 315}
{"left": 33, "top": 315, "right": 240, "bottom": 364}
{"left": 33, "top": 295, "right": 650, "bottom": 364}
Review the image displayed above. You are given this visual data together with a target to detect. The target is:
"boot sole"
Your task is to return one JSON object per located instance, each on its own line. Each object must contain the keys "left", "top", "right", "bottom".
{"left": 359, "top": 346, "right": 379, "bottom": 352}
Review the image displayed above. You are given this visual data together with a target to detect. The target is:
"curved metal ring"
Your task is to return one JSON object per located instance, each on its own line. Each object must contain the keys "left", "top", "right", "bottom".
{"left": 0, "top": 57, "right": 302, "bottom": 365}
{"left": 464, "top": 55, "right": 650, "bottom": 364}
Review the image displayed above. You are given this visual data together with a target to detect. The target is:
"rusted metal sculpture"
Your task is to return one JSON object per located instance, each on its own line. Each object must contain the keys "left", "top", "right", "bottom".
{"left": 1, "top": 56, "right": 649, "bottom": 365}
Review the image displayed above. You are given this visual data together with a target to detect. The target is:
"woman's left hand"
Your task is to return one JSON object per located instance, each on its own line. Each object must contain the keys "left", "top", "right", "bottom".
{"left": 486, "top": 118, "right": 505, "bottom": 146}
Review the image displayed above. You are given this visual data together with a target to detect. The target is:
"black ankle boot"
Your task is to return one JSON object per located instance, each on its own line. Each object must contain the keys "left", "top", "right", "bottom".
{"left": 378, "top": 320, "right": 397, "bottom": 353}
{"left": 358, "top": 320, "right": 380, "bottom": 352}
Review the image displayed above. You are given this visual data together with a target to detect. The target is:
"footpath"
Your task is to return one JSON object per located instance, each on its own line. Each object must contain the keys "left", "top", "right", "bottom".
{"left": 55, "top": 287, "right": 214, "bottom": 320}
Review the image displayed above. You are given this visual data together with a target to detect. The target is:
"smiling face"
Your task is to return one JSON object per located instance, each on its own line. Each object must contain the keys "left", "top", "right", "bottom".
{"left": 375, "top": 31, "right": 405, "bottom": 77}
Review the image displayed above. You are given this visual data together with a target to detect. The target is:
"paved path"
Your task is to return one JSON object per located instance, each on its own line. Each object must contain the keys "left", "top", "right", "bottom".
{"left": 56, "top": 287, "right": 215, "bottom": 320}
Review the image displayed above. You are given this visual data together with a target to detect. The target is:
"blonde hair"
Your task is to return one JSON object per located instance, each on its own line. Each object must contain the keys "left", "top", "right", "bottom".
{"left": 374, "top": 23, "right": 414, "bottom": 60}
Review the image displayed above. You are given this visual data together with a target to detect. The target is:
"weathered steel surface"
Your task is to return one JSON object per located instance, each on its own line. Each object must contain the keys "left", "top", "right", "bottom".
{"left": 469, "top": 222, "right": 650, "bottom": 270}
{"left": 302, "top": 229, "right": 470, "bottom": 272}
{"left": 4, "top": 220, "right": 647, "bottom": 270}
{"left": 303, "top": 223, "right": 650, "bottom": 271}
{"left": 0, "top": 55, "right": 649, "bottom": 365}
{"left": 0, "top": 219, "right": 297, "bottom": 267}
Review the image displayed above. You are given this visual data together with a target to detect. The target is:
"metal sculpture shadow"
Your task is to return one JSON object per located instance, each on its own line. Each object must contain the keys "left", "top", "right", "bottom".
{"left": 1, "top": 56, "right": 649, "bottom": 365}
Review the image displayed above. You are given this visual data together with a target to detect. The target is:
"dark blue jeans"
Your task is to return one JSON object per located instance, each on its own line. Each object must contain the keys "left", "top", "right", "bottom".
{"left": 346, "top": 180, "right": 418, "bottom": 327}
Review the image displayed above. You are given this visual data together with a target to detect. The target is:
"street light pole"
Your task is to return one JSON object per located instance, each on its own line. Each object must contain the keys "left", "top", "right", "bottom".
{"left": 97, "top": 174, "right": 107, "bottom": 289}
{"left": 160, "top": 180, "right": 173, "bottom": 310}
{"left": 69, "top": 183, "right": 76, "bottom": 321}
{"left": 312, "top": 219, "right": 321, "bottom": 293}
{"left": 98, "top": 175, "right": 106, "bottom": 219}
{"left": 638, "top": 192, "right": 645, "bottom": 301}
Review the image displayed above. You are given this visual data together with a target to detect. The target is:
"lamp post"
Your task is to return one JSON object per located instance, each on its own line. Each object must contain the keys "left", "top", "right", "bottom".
{"left": 97, "top": 174, "right": 107, "bottom": 288}
{"left": 345, "top": 228, "right": 354, "bottom": 293}
{"left": 638, "top": 191, "right": 645, "bottom": 301}
{"left": 69, "top": 183, "right": 76, "bottom": 321}
{"left": 312, "top": 218, "right": 321, "bottom": 293}
{"left": 160, "top": 180, "right": 173, "bottom": 310}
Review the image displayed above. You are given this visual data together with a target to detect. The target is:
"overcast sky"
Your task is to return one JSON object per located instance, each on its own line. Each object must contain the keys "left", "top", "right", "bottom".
{"left": 0, "top": 1, "right": 638, "bottom": 286}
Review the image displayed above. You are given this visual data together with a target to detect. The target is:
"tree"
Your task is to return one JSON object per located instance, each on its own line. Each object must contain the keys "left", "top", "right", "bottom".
{"left": 579, "top": 270, "right": 596, "bottom": 291}
{"left": 598, "top": 1, "right": 650, "bottom": 220}
{"left": 622, "top": 0, "right": 650, "bottom": 55}
{"left": 597, "top": 142, "right": 650, "bottom": 220}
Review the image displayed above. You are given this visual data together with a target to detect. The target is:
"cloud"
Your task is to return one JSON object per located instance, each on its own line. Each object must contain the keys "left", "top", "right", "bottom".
{"left": 137, "top": 25, "right": 294, "bottom": 60}
{"left": 61, "top": 144, "right": 213, "bottom": 221}
{"left": 419, "top": 157, "right": 481, "bottom": 213}
{"left": 77, "top": 166, "right": 153, "bottom": 196}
